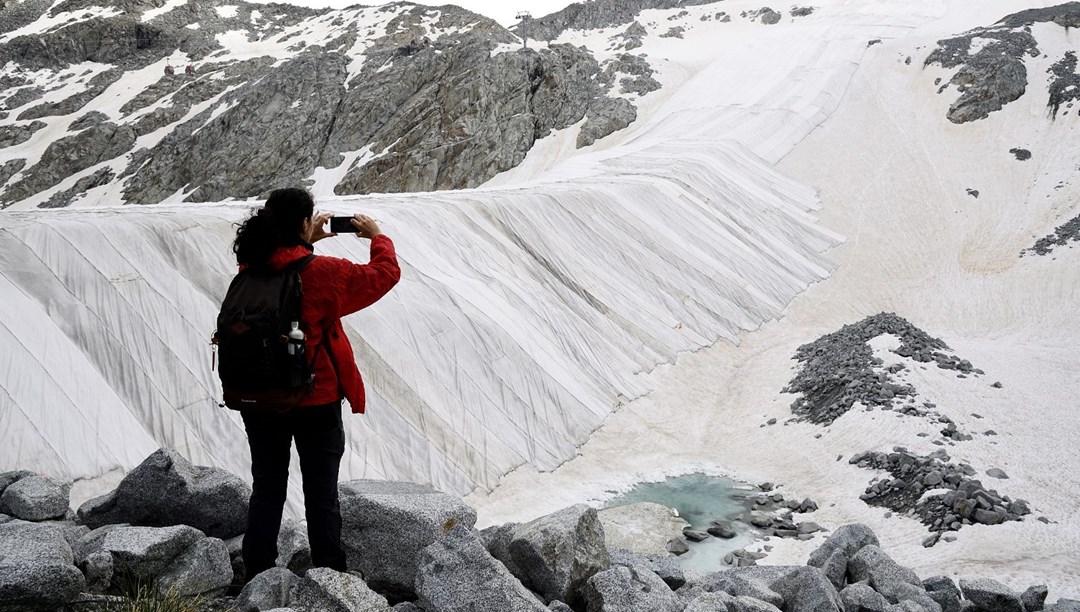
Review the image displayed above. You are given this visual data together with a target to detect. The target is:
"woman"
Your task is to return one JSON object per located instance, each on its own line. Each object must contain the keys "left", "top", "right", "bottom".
{"left": 230, "top": 187, "right": 400, "bottom": 579}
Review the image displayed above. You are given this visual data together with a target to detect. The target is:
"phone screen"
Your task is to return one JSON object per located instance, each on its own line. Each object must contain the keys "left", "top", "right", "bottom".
{"left": 328, "top": 216, "right": 355, "bottom": 233}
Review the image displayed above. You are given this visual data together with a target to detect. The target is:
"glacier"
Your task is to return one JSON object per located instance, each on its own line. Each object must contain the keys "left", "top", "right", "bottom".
{"left": 2, "top": 0, "right": 1079, "bottom": 596}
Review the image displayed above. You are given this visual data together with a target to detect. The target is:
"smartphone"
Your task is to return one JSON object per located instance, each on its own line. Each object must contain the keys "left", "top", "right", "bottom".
{"left": 328, "top": 216, "right": 355, "bottom": 233}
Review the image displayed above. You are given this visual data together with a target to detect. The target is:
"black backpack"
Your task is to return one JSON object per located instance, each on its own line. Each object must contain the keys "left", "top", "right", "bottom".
{"left": 215, "top": 254, "right": 316, "bottom": 411}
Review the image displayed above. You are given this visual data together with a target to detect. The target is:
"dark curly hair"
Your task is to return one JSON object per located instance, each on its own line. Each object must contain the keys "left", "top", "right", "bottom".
{"left": 232, "top": 188, "right": 315, "bottom": 266}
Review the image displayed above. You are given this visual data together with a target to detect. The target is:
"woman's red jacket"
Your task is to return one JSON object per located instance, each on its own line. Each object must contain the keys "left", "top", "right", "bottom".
{"left": 265, "top": 235, "right": 400, "bottom": 413}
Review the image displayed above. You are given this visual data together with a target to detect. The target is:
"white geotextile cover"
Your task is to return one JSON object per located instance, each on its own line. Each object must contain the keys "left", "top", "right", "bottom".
{"left": 0, "top": 139, "right": 837, "bottom": 507}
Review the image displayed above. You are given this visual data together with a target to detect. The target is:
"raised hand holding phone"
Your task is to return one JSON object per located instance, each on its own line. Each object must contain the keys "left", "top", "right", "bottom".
{"left": 351, "top": 214, "right": 382, "bottom": 239}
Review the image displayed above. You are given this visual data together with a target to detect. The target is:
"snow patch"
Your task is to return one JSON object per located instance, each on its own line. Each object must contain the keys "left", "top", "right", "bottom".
{"left": 215, "top": 5, "right": 239, "bottom": 19}
{"left": 142, "top": 0, "right": 186, "bottom": 23}
{"left": 0, "top": 4, "right": 122, "bottom": 44}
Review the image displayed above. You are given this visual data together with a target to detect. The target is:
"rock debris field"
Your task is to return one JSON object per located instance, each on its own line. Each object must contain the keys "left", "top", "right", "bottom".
{"left": 1, "top": 448, "right": 1076, "bottom": 612}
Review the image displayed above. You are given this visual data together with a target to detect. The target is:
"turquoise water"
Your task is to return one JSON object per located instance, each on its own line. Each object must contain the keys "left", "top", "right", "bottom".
{"left": 602, "top": 473, "right": 761, "bottom": 572}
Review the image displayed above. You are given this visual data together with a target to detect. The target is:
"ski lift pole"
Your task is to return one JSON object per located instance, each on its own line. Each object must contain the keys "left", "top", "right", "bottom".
{"left": 517, "top": 12, "right": 532, "bottom": 50}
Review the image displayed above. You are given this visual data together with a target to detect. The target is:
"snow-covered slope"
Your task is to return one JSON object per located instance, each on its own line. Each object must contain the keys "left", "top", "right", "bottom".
{"left": 1, "top": 0, "right": 1078, "bottom": 595}
{"left": 468, "top": 0, "right": 1080, "bottom": 597}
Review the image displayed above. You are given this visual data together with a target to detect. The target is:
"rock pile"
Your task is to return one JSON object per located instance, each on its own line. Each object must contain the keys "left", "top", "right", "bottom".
{"left": 924, "top": 4, "right": 1080, "bottom": 124}
{"left": 850, "top": 448, "right": 1031, "bottom": 542}
{"left": 1024, "top": 212, "right": 1080, "bottom": 257}
{"left": 518, "top": 0, "right": 721, "bottom": 42}
{"left": 1048, "top": 51, "right": 1080, "bottom": 119}
{"left": 0, "top": 2, "right": 656, "bottom": 208}
{"left": 785, "top": 313, "right": 980, "bottom": 425}
{"left": 1, "top": 450, "right": 1073, "bottom": 611}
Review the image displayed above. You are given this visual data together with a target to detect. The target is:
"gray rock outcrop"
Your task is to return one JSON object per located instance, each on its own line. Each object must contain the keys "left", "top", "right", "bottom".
{"left": 38, "top": 167, "right": 116, "bottom": 209}
{"left": 17, "top": 68, "right": 123, "bottom": 121}
{"left": 1, "top": 3, "right": 649, "bottom": 208}
{"left": 0, "top": 120, "right": 45, "bottom": 149}
{"left": 923, "top": 5, "right": 1080, "bottom": 123}
{"left": 519, "top": 0, "right": 723, "bottom": 42}
{"left": 339, "top": 480, "right": 478, "bottom": 600}
{"left": 415, "top": 525, "right": 547, "bottom": 612}
{"left": 77, "top": 448, "right": 250, "bottom": 539}
{"left": 2, "top": 121, "right": 136, "bottom": 205}
{"left": 292, "top": 567, "right": 392, "bottom": 612}
{"left": 0, "top": 475, "right": 70, "bottom": 521}
{"left": 0, "top": 159, "right": 25, "bottom": 189}
{"left": 578, "top": 97, "right": 638, "bottom": 148}
{"left": 0, "top": 521, "right": 85, "bottom": 612}
{"left": 504, "top": 504, "right": 610, "bottom": 606}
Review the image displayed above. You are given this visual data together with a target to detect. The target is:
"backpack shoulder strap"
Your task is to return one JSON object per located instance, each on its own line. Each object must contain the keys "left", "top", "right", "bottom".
{"left": 286, "top": 254, "right": 316, "bottom": 274}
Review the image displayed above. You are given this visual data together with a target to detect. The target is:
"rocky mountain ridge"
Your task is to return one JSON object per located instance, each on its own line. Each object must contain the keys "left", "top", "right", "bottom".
{"left": 0, "top": 0, "right": 672, "bottom": 207}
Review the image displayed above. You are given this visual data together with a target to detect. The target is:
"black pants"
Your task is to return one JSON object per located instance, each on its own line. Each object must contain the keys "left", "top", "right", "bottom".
{"left": 241, "top": 401, "right": 347, "bottom": 579}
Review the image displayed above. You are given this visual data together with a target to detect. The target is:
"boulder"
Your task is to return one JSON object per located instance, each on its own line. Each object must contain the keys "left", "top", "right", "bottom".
{"left": 292, "top": 567, "right": 391, "bottom": 612}
{"left": 848, "top": 545, "right": 922, "bottom": 600}
{"left": 76, "top": 524, "right": 230, "bottom": 596}
{"left": 77, "top": 449, "right": 250, "bottom": 539}
{"left": 0, "top": 521, "right": 85, "bottom": 611}
{"left": 732, "top": 597, "right": 785, "bottom": 612}
{"left": 507, "top": 504, "right": 610, "bottom": 606}
{"left": 0, "top": 471, "right": 34, "bottom": 497}
{"left": 277, "top": 518, "right": 312, "bottom": 576}
{"left": 959, "top": 578, "right": 1024, "bottom": 612}
{"left": 608, "top": 547, "right": 685, "bottom": 590}
{"left": 698, "top": 569, "right": 786, "bottom": 609}
{"left": 769, "top": 566, "right": 842, "bottom": 612}
{"left": 1022, "top": 585, "right": 1049, "bottom": 612}
{"left": 923, "top": 576, "right": 962, "bottom": 612}
{"left": 549, "top": 602, "right": 574, "bottom": 612}
{"left": 667, "top": 537, "right": 690, "bottom": 555}
{"left": 226, "top": 534, "right": 246, "bottom": 584}
{"left": 706, "top": 523, "right": 736, "bottom": 539}
{"left": 597, "top": 502, "right": 689, "bottom": 556}
{"left": 685, "top": 592, "right": 737, "bottom": 612}
{"left": 415, "top": 525, "right": 547, "bottom": 612}
{"left": 101, "top": 525, "right": 204, "bottom": 580}
{"left": 808, "top": 524, "right": 880, "bottom": 569}
{"left": 583, "top": 565, "right": 682, "bottom": 612}
{"left": 1046, "top": 600, "right": 1080, "bottom": 612}
{"left": 841, "top": 583, "right": 892, "bottom": 612}
{"left": 0, "top": 476, "right": 70, "bottom": 521}
{"left": 157, "top": 537, "right": 233, "bottom": 597}
{"left": 807, "top": 523, "right": 879, "bottom": 589}
{"left": 81, "top": 551, "right": 113, "bottom": 594}
{"left": 339, "top": 480, "right": 477, "bottom": 600}
{"left": 236, "top": 567, "right": 303, "bottom": 612}
{"left": 481, "top": 522, "right": 522, "bottom": 575}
